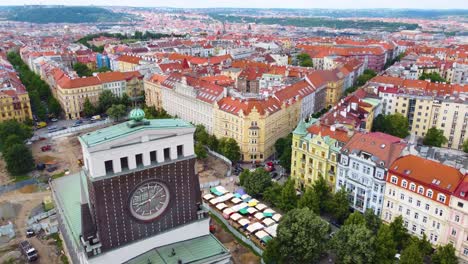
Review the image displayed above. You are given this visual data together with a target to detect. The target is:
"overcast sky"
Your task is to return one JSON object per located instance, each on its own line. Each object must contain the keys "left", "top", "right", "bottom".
{"left": 2, "top": 0, "right": 467, "bottom": 9}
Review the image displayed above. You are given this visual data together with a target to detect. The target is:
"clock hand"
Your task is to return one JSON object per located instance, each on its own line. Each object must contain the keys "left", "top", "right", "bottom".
{"left": 150, "top": 188, "right": 163, "bottom": 200}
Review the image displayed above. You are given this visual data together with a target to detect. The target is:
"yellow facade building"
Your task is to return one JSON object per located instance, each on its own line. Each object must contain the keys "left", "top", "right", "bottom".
{"left": 290, "top": 121, "right": 353, "bottom": 190}
{"left": 144, "top": 75, "right": 166, "bottom": 110}
{"left": 56, "top": 76, "right": 102, "bottom": 119}
{"left": 214, "top": 96, "right": 301, "bottom": 162}
{"left": 0, "top": 73, "right": 32, "bottom": 122}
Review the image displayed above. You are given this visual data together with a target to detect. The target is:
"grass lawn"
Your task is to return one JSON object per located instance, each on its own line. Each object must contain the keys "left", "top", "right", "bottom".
{"left": 13, "top": 174, "right": 31, "bottom": 182}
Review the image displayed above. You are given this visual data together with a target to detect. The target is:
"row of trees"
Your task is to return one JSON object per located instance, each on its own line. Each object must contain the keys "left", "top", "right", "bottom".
{"left": 7, "top": 52, "right": 62, "bottom": 120}
{"left": 0, "top": 121, "right": 34, "bottom": 176}
{"left": 83, "top": 90, "right": 132, "bottom": 118}
{"left": 419, "top": 72, "right": 447, "bottom": 83}
{"left": 72, "top": 62, "right": 111, "bottom": 77}
{"left": 274, "top": 134, "right": 292, "bottom": 173}
{"left": 264, "top": 208, "right": 458, "bottom": 264}
{"left": 194, "top": 125, "right": 241, "bottom": 162}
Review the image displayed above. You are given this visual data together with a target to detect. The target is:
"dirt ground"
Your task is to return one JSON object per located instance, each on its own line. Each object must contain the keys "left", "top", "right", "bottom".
{"left": 211, "top": 218, "right": 260, "bottom": 264}
{"left": 196, "top": 155, "right": 230, "bottom": 184}
{"left": 0, "top": 190, "right": 61, "bottom": 264}
{"left": 0, "top": 153, "right": 13, "bottom": 186}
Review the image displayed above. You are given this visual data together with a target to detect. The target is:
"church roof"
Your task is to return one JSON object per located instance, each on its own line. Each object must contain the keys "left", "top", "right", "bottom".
{"left": 79, "top": 119, "right": 194, "bottom": 148}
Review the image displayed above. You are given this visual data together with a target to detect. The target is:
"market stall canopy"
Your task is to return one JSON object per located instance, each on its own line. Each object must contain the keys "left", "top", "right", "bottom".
{"left": 254, "top": 212, "right": 265, "bottom": 220}
{"left": 265, "top": 224, "right": 278, "bottom": 237}
{"left": 230, "top": 213, "right": 242, "bottom": 221}
{"left": 216, "top": 203, "right": 227, "bottom": 210}
{"left": 255, "top": 230, "right": 270, "bottom": 240}
{"left": 241, "top": 194, "right": 251, "bottom": 201}
{"left": 247, "top": 207, "right": 258, "bottom": 214}
{"left": 272, "top": 214, "right": 282, "bottom": 222}
{"left": 255, "top": 203, "right": 267, "bottom": 211}
{"left": 247, "top": 222, "right": 265, "bottom": 233}
{"left": 231, "top": 202, "right": 249, "bottom": 212}
{"left": 262, "top": 218, "right": 275, "bottom": 227}
{"left": 238, "top": 218, "right": 250, "bottom": 227}
{"left": 263, "top": 208, "right": 276, "bottom": 214}
{"left": 203, "top": 193, "right": 215, "bottom": 201}
{"left": 210, "top": 186, "right": 228, "bottom": 196}
{"left": 231, "top": 197, "right": 242, "bottom": 204}
{"left": 223, "top": 208, "right": 234, "bottom": 216}
{"left": 239, "top": 208, "right": 249, "bottom": 215}
{"left": 263, "top": 212, "right": 274, "bottom": 218}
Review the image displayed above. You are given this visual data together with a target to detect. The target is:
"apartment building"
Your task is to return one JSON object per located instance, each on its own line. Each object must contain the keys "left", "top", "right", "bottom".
{"left": 291, "top": 121, "right": 353, "bottom": 191}
{"left": 56, "top": 76, "right": 102, "bottom": 119}
{"left": 448, "top": 177, "right": 468, "bottom": 262}
{"left": 0, "top": 72, "right": 32, "bottom": 122}
{"left": 214, "top": 96, "right": 301, "bottom": 162}
{"left": 336, "top": 132, "right": 406, "bottom": 215}
{"left": 382, "top": 155, "right": 466, "bottom": 252}
{"left": 430, "top": 97, "right": 468, "bottom": 150}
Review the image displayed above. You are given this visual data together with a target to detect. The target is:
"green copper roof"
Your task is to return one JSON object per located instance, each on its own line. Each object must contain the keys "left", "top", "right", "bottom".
{"left": 293, "top": 118, "right": 317, "bottom": 135}
{"left": 125, "top": 235, "right": 229, "bottom": 264}
{"left": 79, "top": 119, "right": 194, "bottom": 148}
{"left": 129, "top": 108, "right": 145, "bottom": 121}
{"left": 52, "top": 172, "right": 88, "bottom": 249}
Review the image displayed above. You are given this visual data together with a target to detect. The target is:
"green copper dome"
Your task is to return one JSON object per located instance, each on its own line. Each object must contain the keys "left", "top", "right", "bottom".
{"left": 129, "top": 108, "right": 145, "bottom": 121}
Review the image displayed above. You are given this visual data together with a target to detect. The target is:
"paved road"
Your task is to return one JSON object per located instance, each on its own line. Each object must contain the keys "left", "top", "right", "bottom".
{"left": 33, "top": 118, "right": 108, "bottom": 138}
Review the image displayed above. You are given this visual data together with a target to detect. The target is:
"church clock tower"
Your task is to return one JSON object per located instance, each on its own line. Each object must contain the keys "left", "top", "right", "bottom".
{"left": 78, "top": 109, "right": 203, "bottom": 254}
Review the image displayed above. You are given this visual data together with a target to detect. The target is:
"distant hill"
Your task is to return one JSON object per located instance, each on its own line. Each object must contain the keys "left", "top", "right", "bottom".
{"left": 7, "top": 6, "right": 133, "bottom": 24}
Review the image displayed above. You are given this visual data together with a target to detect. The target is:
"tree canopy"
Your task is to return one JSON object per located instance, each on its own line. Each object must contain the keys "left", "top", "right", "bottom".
{"left": 374, "top": 225, "right": 397, "bottom": 264}
{"left": 73, "top": 62, "right": 93, "bottom": 77}
{"left": 432, "top": 244, "right": 458, "bottom": 264}
{"left": 330, "top": 188, "right": 350, "bottom": 223}
{"left": 463, "top": 138, "right": 468, "bottom": 153}
{"left": 419, "top": 72, "right": 446, "bottom": 83}
{"left": 331, "top": 224, "right": 376, "bottom": 264}
{"left": 423, "top": 127, "right": 448, "bottom": 147}
{"left": 272, "top": 208, "right": 330, "bottom": 263}
{"left": 400, "top": 240, "right": 424, "bottom": 264}
{"left": 242, "top": 168, "right": 272, "bottom": 197}
{"left": 218, "top": 137, "right": 241, "bottom": 162}
{"left": 389, "top": 215, "right": 411, "bottom": 250}
{"left": 3, "top": 144, "right": 34, "bottom": 176}
{"left": 0, "top": 120, "right": 32, "bottom": 148}
{"left": 296, "top": 53, "right": 313, "bottom": 67}
{"left": 372, "top": 113, "right": 410, "bottom": 138}
{"left": 106, "top": 104, "right": 127, "bottom": 121}
{"left": 275, "top": 134, "right": 292, "bottom": 172}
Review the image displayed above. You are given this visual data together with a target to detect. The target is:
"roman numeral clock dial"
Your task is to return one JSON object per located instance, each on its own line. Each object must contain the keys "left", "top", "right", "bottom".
{"left": 129, "top": 180, "right": 170, "bottom": 221}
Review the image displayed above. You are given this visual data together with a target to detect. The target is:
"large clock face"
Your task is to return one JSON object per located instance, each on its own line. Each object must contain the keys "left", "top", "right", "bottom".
{"left": 129, "top": 180, "right": 170, "bottom": 221}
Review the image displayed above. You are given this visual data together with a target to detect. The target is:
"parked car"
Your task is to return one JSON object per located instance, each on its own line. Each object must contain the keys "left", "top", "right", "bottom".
{"left": 41, "top": 145, "right": 51, "bottom": 152}
{"left": 19, "top": 240, "right": 38, "bottom": 262}
{"left": 72, "top": 123, "right": 81, "bottom": 127}
{"left": 270, "top": 172, "right": 279, "bottom": 179}
{"left": 50, "top": 118, "right": 58, "bottom": 122}
{"left": 91, "top": 115, "right": 101, "bottom": 121}
{"left": 47, "top": 126, "right": 58, "bottom": 132}
{"left": 36, "top": 122, "right": 47, "bottom": 129}
{"left": 26, "top": 229, "right": 35, "bottom": 238}
{"left": 46, "top": 166, "right": 58, "bottom": 173}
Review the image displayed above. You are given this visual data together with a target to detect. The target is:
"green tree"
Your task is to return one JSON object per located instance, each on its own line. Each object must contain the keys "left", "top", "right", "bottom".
{"left": 400, "top": 240, "right": 423, "bottom": 264}
{"left": 344, "top": 211, "right": 365, "bottom": 226}
{"left": 47, "top": 97, "right": 62, "bottom": 118}
{"left": 374, "top": 225, "right": 397, "bottom": 264}
{"left": 4, "top": 135, "right": 23, "bottom": 150}
{"left": 106, "top": 104, "right": 127, "bottom": 121}
{"left": 83, "top": 97, "right": 96, "bottom": 117}
{"left": 264, "top": 181, "right": 284, "bottom": 208}
{"left": 372, "top": 114, "right": 410, "bottom": 138}
{"left": 98, "top": 90, "right": 117, "bottom": 113}
{"left": 415, "top": 233, "right": 433, "bottom": 257}
{"left": 238, "top": 169, "right": 250, "bottom": 186}
{"left": 218, "top": 137, "right": 241, "bottom": 162}
{"left": 207, "top": 134, "right": 219, "bottom": 151}
{"left": 275, "top": 208, "right": 330, "bottom": 263}
{"left": 312, "top": 176, "right": 332, "bottom": 213}
{"left": 274, "top": 136, "right": 289, "bottom": 157}
{"left": 297, "top": 187, "right": 320, "bottom": 214}
{"left": 364, "top": 208, "right": 381, "bottom": 234}
{"left": 95, "top": 66, "right": 112, "bottom": 73}
{"left": 263, "top": 238, "right": 283, "bottom": 264}
{"left": 3, "top": 144, "right": 34, "bottom": 176}
{"left": 463, "top": 138, "right": 468, "bottom": 153}
{"left": 243, "top": 168, "right": 272, "bottom": 197}
{"left": 119, "top": 93, "right": 131, "bottom": 107}
{"left": 279, "top": 146, "right": 292, "bottom": 173}
{"left": 278, "top": 179, "right": 298, "bottom": 212}
{"left": 432, "top": 244, "right": 458, "bottom": 264}
{"left": 73, "top": 62, "right": 93, "bottom": 77}
{"left": 297, "top": 53, "right": 313, "bottom": 67}
{"left": 423, "top": 127, "right": 448, "bottom": 147}
{"left": 389, "top": 215, "right": 410, "bottom": 250}
{"left": 331, "top": 224, "right": 376, "bottom": 264}
{"left": 330, "top": 188, "right": 350, "bottom": 223}
{"left": 0, "top": 120, "right": 32, "bottom": 148}
{"left": 194, "top": 124, "right": 210, "bottom": 145}
{"left": 419, "top": 72, "right": 446, "bottom": 83}
{"left": 194, "top": 142, "right": 207, "bottom": 159}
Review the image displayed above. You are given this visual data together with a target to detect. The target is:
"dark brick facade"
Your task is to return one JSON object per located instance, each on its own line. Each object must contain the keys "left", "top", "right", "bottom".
{"left": 86, "top": 158, "right": 201, "bottom": 252}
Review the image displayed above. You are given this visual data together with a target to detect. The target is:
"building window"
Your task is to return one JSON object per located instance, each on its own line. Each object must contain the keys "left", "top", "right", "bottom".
{"left": 423, "top": 216, "right": 427, "bottom": 223}
{"left": 437, "top": 194, "right": 446, "bottom": 203}
{"left": 415, "top": 212, "right": 419, "bottom": 219}
{"left": 177, "top": 145, "right": 184, "bottom": 158}
{"left": 408, "top": 197, "right": 413, "bottom": 204}
{"left": 391, "top": 176, "right": 398, "bottom": 184}
{"left": 458, "top": 202, "right": 464, "bottom": 208}
{"left": 463, "top": 248, "right": 468, "bottom": 256}
{"left": 164, "top": 148, "right": 171, "bottom": 161}
{"left": 400, "top": 193, "right": 405, "bottom": 200}
{"left": 418, "top": 186, "right": 424, "bottom": 195}
{"left": 452, "top": 229, "right": 457, "bottom": 236}
{"left": 150, "top": 151, "right": 157, "bottom": 163}
{"left": 402, "top": 180, "right": 408, "bottom": 188}
{"left": 135, "top": 154, "right": 143, "bottom": 167}
{"left": 410, "top": 183, "right": 416, "bottom": 191}
{"left": 416, "top": 200, "right": 421, "bottom": 207}
{"left": 120, "top": 157, "right": 129, "bottom": 171}
{"left": 455, "top": 215, "right": 460, "bottom": 223}
{"left": 105, "top": 160, "right": 113, "bottom": 174}
{"left": 412, "top": 225, "right": 417, "bottom": 232}
{"left": 427, "top": 190, "right": 433, "bottom": 198}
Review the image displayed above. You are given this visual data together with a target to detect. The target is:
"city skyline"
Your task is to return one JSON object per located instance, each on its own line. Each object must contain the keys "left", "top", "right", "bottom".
{"left": 1, "top": 0, "right": 467, "bottom": 9}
